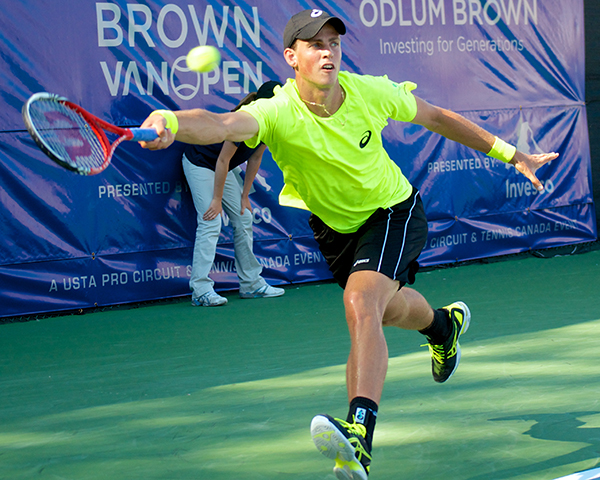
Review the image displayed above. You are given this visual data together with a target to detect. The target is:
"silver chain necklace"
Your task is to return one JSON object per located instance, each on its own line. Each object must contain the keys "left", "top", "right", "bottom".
{"left": 300, "top": 87, "right": 347, "bottom": 126}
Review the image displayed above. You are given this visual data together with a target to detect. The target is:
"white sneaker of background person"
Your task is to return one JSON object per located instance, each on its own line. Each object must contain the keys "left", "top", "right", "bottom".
{"left": 239, "top": 284, "right": 285, "bottom": 299}
{"left": 191, "top": 290, "right": 228, "bottom": 307}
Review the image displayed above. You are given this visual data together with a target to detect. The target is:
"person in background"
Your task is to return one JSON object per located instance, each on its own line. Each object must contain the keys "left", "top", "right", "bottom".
{"left": 182, "top": 81, "right": 285, "bottom": 306}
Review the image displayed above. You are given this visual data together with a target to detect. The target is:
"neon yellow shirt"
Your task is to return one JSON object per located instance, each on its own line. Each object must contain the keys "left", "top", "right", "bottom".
{"left": 240, "top": 71, "right": 418, "bottom": 233}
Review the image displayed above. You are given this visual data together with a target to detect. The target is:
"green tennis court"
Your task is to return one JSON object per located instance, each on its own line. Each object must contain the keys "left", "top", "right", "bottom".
{"left": 2, "top": 249, "right": 600, "bottom": 480}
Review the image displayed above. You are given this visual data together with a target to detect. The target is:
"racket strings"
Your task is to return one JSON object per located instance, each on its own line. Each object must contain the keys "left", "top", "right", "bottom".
{"left": 28, "top": 100, "right": 107, "bottom": 172}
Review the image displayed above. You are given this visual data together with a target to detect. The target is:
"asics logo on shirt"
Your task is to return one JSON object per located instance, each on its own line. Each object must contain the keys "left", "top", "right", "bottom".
{"left": 359, "top": 130, "right": 372, "bottom": 148}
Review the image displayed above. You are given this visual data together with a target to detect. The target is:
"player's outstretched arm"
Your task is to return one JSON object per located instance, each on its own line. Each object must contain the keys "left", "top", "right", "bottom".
{"left": 139, "top": 109, "right": 259, "bottom": 151}
{"left": 412, "top": 96, "right": 558, "bottom": 191}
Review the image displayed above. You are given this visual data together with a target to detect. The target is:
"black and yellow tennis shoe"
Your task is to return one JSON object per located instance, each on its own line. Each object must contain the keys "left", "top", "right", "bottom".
{"left": 425, "top": 301, "right": 471, "bottom": 383}
{"left": 311, "top": 414, "right": 371, "bottom": 479}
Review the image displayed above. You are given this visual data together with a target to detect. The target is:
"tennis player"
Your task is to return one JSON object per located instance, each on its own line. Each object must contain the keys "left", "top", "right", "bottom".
{"left": 140, "top": 9, "right": 558, "bottom": 479}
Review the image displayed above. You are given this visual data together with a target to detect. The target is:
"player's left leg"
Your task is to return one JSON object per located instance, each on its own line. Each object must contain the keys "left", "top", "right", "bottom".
{"left": 382, "top": 286, "right": 471, "bottom": 383}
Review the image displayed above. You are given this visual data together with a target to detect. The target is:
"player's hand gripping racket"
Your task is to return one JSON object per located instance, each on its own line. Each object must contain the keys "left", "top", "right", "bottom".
{"left": 22, "top": 92, "right": 158, "bottom": 175}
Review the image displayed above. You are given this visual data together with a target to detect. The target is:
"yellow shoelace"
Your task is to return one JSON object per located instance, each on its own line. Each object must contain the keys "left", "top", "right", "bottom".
{"left": 336, "top": 418, "right": 367, "bottom": 438}
{"left": 423, "top": 342, "right": 457, "bottom": 362}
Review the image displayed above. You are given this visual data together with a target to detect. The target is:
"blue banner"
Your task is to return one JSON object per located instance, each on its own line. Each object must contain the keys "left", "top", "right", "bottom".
{"left": 0, "top": 0, "right": 595, "bottom": 318}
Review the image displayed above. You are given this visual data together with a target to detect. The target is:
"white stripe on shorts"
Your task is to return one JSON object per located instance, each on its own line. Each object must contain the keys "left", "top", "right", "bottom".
{"left": 376, "top": 191, "right": 419, "bottom": 276}
{"left": 376, "top": 208, "right": 393, "bottom": 272}
{"left": 393, "top": 192, "right": 419, "bottom": 278}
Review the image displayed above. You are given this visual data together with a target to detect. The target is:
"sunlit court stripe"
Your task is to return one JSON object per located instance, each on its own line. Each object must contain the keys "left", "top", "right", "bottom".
{"left": 552, "top": 467, "right": 600, "bottom": 480}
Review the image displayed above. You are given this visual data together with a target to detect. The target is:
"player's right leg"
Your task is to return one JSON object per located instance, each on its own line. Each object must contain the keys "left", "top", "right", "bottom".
{"left": 310, "top": 270, "right": 396, "bottom": 478}
{"left": 344, "top": 270, "right": 401, "bottom": 403}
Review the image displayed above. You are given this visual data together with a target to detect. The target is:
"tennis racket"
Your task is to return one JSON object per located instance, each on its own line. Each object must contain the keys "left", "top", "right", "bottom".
{"left": 22, "top": 92, "right": 158, "bottom": 175}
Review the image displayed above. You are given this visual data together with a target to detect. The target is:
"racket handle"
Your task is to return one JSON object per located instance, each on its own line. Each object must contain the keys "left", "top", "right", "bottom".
{"left": 129, "top": 128, "right": 159, "bottom": 142}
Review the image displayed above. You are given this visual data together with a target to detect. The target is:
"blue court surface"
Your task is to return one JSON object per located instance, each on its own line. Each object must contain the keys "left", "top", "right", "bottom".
{"left": 1, "top": 249, "right": 599, "bottom": 479}
{"left": 553, "top": 467, "right": 600, "bottom": 480}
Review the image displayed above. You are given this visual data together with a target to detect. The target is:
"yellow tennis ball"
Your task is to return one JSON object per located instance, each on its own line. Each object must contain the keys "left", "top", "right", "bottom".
{"left": 186, "top": 45, "right": 221, "bottom": 73}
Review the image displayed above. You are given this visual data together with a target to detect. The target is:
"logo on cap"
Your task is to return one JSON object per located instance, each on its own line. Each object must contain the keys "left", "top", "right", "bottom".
{"left": 311, "top": 9, "right": 323, "bottom": 17}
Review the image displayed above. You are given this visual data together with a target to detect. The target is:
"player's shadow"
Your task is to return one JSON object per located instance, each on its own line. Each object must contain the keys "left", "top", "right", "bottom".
{"left": 467, "top": 411, "right": 600, "bottom": 480}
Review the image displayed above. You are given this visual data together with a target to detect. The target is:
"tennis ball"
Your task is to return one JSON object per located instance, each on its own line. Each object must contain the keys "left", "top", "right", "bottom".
{"left": 186, "top": 45, "right": 221, "bottom": 73}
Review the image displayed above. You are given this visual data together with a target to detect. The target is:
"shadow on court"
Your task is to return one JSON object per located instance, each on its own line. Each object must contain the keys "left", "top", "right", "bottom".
{"left": 465, "top": 412, "right": 600, "bottom": 480}
{"left": 1, "top": 250, "right": 599, "bottom": 479}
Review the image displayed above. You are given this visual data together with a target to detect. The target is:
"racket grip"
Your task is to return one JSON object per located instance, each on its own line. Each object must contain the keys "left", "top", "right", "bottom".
{"left": 130, "top": 128, "right": 159, "bottom": 142}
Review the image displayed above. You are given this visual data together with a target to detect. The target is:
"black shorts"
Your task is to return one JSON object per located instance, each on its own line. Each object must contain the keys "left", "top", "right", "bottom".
{"left": 309, "top": 188, "right": 428, "bottom": 289}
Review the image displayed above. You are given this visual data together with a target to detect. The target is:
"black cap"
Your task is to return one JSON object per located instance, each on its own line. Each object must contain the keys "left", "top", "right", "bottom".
{"left": 283, "top": 9, "right": 346, "bottom": 49}
{"left": 256, "top": 80, "right": 283, "bottom": 99}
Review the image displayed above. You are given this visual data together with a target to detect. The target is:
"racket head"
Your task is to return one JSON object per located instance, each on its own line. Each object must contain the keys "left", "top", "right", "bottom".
{"left": 22, "top": 92, "right": 115, "bottom": 175}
